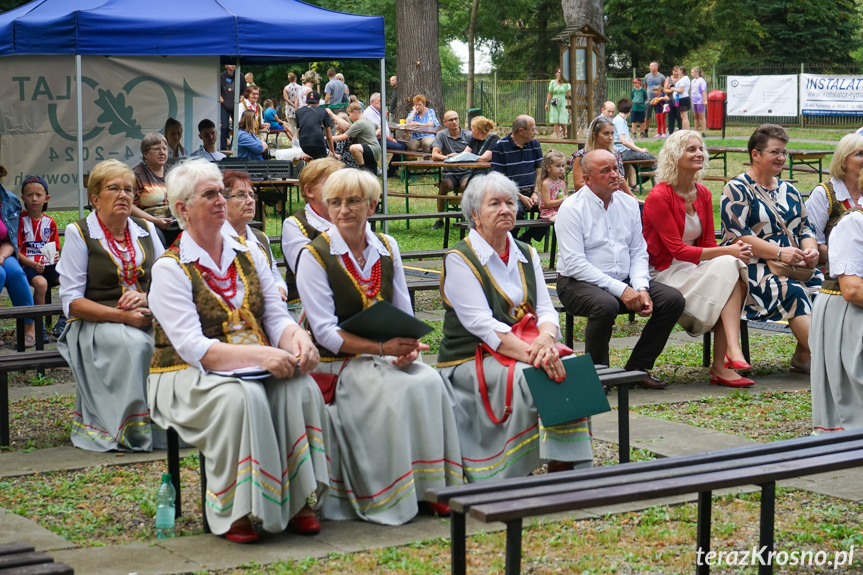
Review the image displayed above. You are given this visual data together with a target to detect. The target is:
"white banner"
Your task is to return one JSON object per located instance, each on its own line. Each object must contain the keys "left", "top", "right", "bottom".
{"left": 0, "top": 56, "right": 219, "bottom": 209}
{"left": 800, "top": 74, "right": 863, "bottom": 116}
{"left": 726, "top": 75, "right": 798, "bottom": 117}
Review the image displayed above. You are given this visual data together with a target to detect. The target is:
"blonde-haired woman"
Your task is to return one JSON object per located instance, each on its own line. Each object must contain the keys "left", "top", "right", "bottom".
{"left": 805, "top": 131, "right": 863, "bottom": 266}
{"left": 296, "top": 168, "right": 462, "bottom": 525}
{"left": 642, "top": 130, "right": 753, "bottom": 387}
{"left": 569, "top": 116, "right": 634, "bottom": 196}
{"left": 58, "top": 159, "right": 164, "bottom": 451}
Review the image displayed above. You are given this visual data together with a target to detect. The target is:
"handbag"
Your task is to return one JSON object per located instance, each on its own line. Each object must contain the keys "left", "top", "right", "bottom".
{"left": 311, "top": 357, "right": 349, "bottom": 404}
{"left": 550, "top": 97, "right": 558, "bottom": 107}
{"left": 475, "top": 309, "right": 573, "bottom": 424}
{"left": 745, "top": 179, "right": 816, "bottom": 282}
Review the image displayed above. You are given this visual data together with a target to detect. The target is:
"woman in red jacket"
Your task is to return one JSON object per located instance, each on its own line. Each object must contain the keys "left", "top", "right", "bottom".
{"left": 642, "top": 130, "right": 754, "bottom": 387}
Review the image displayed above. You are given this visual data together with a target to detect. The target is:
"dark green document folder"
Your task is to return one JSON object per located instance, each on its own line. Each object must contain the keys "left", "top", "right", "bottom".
{"left": 337, "top": 300, "right": 434, "bottom": 342}
{"left": 522, "top": 353, "right": 610, "bottom": 426}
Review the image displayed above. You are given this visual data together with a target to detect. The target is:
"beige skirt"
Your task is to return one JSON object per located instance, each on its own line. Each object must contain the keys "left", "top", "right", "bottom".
{"left": 651, "top": 255, "right": 748, "bottom": 336}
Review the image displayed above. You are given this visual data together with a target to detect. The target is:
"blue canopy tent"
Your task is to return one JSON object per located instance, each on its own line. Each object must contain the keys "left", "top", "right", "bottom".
{"left": 0, "top": 0, "right": 390, "bottom": 215}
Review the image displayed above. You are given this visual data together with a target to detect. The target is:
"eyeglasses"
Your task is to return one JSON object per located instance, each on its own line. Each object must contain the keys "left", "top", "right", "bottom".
{"left": 102, "top": 185, "right": 136, "bottom": 197}
{"left": 229, "top": 191, "right": 256, "bottom": 202}
{"left": 445, "top": 117, "right": 460, "bottom": 123}
{"left": 147, "top": 146, "right": 168, "bottom": 153}
{"left": 326, "top": 196, "right": 367, "bottom": 210}
{"left": 761, "top": 149, "right": 788, "bottom": 158}
{"left": 198, "top": 188, "right": 230, "bottom": 201}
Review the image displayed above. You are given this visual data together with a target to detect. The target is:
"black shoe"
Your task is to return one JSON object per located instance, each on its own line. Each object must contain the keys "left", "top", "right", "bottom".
{"left": 432, "top": 220, "right": 444, "bottom": 230}
{"left": 52, "top": 315, "right": 67, "bottom": 338}
{"left": 42, "top": 326, "right": 50, "bottom": 344}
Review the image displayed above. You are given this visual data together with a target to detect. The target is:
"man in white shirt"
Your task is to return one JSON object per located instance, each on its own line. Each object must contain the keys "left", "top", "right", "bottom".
{"left": 363, "top": 92, "right": 407, "bottom": 177}
{"left": 555, "top": 150, "right": 684, "bottom": 389}
{"left": 612, "top": 99, "right": 655, "bottom": 188}
{"left": 189, "top": 119, "right": 226, "bottom": 162}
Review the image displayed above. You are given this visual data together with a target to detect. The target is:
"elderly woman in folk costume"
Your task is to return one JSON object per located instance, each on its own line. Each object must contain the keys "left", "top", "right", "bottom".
{"left": 57, "top": 160, "right": 165, "bottom": 451}
{"left": 220, "top": 169, "right": 287, "bottom": 301}
{"left": 147, "top": 159, "right": 328, "bottom": 542}
{"left": 281, "top": 157, "right": 345, "bottom": 320}
{"left": 295, "top": 168, "right": 462, "bottom": 525}
{"left": 437, "top": 171, "right": 592, "bottom": 481}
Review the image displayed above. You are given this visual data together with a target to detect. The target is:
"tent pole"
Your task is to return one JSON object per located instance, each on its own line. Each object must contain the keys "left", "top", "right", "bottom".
{"left": 380, "top": 58, "right": 388, "bottom": 234}
{"left": 232, "top": 59, "right": 242, "bottom": 157}
{"left": 76, "top": 55, "right": 85, "bottom": 218}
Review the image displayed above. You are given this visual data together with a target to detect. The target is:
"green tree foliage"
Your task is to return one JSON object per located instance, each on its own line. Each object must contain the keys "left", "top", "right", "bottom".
{"left": 712, "top": 0, "right": 863, "bottom": 69}
{"left": 603, "top": 0, "right": 712, "bottom": 74}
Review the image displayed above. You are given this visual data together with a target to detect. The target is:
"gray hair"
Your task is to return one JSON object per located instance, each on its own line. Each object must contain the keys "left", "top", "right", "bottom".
{"left": 370, "top": 92, "right": 381, "bottom": 103}
{"left": 512, "top": 115, "right": 532, "bottom": 132}
{"left": 140, "top": 132, "right": 167, "bottom": 155}
{"left": 462, "top": 171, "right": 519, "bottom": 229}
{"left": 165, "top": 158, "right": 223, "bottom": 229}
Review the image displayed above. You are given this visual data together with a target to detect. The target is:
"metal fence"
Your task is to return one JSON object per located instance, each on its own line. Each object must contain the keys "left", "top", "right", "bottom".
{"left": 443, "top": 65, "right": 863, "bottom": 131}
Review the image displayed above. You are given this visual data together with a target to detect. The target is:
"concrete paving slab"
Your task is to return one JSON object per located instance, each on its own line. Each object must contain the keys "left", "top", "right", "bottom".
{"left": 157, "top": 531, "right": 337, "bottom": 571}
{"left": 781, "top": 469, "right": 863, "bottom": 503}
{"left": 0, "top": 446, "right": 194, "bottom": 479}
{"left": 51, "top": 541, "right": 201, "bottom": 575}
{"left": 591, "top": 411, "right": 758, "bottom": 457}
{"left": 311, "top": 515, "right": 450, "bottom": 553}
{"left": 9, "top": 382, "right": 75, "bottom": 403}
{"left": 0, "top": 507, "right": 76, "bottom": 551}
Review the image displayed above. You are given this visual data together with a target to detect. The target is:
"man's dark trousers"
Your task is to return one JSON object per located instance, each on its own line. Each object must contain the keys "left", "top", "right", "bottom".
{"left": 557, "top": 276, "right": 684, "bottom": 369}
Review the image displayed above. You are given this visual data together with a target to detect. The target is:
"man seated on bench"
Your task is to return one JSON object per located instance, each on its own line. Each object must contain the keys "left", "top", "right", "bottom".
{"left": 431, "top": 110, "right": 472, "bottom": 230}
{"left": 555, "top": 150, "right": 684, "bottom": 390}
{"left": 362, "top": 92, "right": 406, "bottom": 178}
{"left": 189, "top": 119, "right": 226, "bottom": 162}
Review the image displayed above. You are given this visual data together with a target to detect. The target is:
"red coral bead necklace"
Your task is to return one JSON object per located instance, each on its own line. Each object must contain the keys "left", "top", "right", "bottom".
{"left": 97, "top": 215, "right": 138, "bottom": 286}
{"left": 195, "top": 261, "right": 239, "bottom": 308}
{"left": 341, "top": 253, "right": 381, "bottom": 299}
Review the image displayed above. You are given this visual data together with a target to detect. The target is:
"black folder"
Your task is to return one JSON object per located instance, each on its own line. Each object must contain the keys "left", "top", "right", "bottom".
{"left": 522, "top": 353, "right": 610, "bottom": 426}
{"left": 337, "top": 300, "right": 434, "bottom": 342}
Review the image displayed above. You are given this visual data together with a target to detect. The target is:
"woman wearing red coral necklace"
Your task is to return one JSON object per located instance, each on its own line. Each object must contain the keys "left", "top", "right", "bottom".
{"left": 147, "top": 159, "right": 329, "bottom": 543}
{"left": 437, "top": 171, "right": 589, "bottom": 482}
{"left": 296, "top": 168, "right": 463, "bottom": 526}
{"left": 57, "top": 160, "right": 165, "bottom": 453}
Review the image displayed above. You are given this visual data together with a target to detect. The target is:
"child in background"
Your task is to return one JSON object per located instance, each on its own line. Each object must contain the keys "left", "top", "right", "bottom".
{"left": 630, "top": 79, "right": 648, "bottom": 139}
{"left": 163, "top": 117, "right": 185, "bottom": 158}
{"left": 18, "top": 176, "right": 64, "bottom": 341}
{"left": 650, "top": 86, "right": 669, "bottom": 139}
{"left": 539, "top": 150, "right": 569, "bottom": 223}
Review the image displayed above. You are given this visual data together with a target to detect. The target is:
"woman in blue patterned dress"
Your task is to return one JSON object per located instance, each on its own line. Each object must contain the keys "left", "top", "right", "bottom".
{"left": 720, "top": 124, "right": 822, "bottom": 374}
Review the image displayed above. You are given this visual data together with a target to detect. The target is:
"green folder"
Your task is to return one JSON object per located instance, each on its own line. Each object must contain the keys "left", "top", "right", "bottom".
{"left": 522, "top": 353, "right": 610, "bottom": 426}
{"left": 337, "top": 300, "right": 434, "bottom": 342}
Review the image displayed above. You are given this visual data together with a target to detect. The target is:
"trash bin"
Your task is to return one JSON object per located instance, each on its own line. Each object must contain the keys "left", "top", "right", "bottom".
{"left": 707, "top": 90, "right": 726, "bottom": 131}
{"left": 467, "top": 107, "right": 482, "bottom": 128}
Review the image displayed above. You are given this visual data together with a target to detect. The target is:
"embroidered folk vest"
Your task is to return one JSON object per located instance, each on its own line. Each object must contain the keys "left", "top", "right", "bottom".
{"left": 820, "top": 207, "right": 863, "bottom": 295}
{"left": 284, "top": 210, "right": 324, "bottom": 304}
{"left": 73, "top": 216, "right": 155, "bottom": 308}
{"left": 302, "top": 231, "right": 394, "bottom": 360}
{"left": 436, "top": 238, "right": 537, "bottom": 366}
{"left": 150, "top": 247, "right": 269, "bottom": 372}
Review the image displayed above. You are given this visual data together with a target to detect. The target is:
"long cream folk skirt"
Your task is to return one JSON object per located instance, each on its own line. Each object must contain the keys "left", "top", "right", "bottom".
{"left": 147, "top": 368, "right": 329, "bottom": 535}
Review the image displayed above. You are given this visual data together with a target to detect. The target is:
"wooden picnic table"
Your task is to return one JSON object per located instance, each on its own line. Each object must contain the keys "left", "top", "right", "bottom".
{"left": 251, "top": 178, "right": 299, "bottom": 225}
{"left": 388, "top": 122, "right": 443, "bottom": 135}
{"left": 623, "top": 158, "right": 656, "bottom": 193}
{"left": 390, "top": 160, "right": 491, "bottom": 228}
{"left": 706, "top": 146, "right": 833, "bottom": 179}
{"left": 535, "top": 137, "right": 585, "bottom": 149}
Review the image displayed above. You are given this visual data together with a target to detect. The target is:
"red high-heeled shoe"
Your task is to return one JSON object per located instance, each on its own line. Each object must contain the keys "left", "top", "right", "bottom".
{"left": 709, "top": 371, "right": 754, "bottom": 388}
{"left": 724, "top": 355, "right": 752, "bottom": 371}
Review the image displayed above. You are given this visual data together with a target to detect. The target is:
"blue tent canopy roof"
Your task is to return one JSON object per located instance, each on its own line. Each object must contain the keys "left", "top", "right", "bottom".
{"left": 0, "top": 0, "right": 385, "bottom": 61}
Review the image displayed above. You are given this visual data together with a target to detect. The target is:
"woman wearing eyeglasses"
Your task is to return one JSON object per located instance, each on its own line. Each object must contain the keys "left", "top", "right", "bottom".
{"left": 221, "top": 170, "right": 287, "bottom": 301}
{"left": 721, "top": 124, "right": 822, "bottom": 374}
{"left": 131, "top": 132, "right": 177, "bottom": 246}
{"left": 147, "top": 159, "right": 328, "bottom": 542}
{"left": 57, "top": 160, "right": 165, "bottom": 452}
{"left": 295, "top": 168, "right": 462, "bottom": 525}
{"left": 569, "top": 116, "right": 634, "bottom": 197}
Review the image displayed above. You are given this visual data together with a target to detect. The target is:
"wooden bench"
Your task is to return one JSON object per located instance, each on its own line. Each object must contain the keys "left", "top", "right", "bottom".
{"left": 0, "top": 543, "right": 73, "bottom": 574}
{"left": 429, "top": 428, "right": 863, "bottom": 575}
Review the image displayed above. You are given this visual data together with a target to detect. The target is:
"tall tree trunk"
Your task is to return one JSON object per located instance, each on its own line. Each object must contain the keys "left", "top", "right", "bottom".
{"left": 466, "top": 0, "right": 480, "bottom": 111}
{"left": 395, "top": 0, "right": 444, "bottom": 120}
{"left": 561, "top": 0, "right": 606, "bottom": 132}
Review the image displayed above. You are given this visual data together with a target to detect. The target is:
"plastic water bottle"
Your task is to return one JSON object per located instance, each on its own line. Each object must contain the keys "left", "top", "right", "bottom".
{"left": 155, "top": 473, "right": 176, "bottom": 539}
